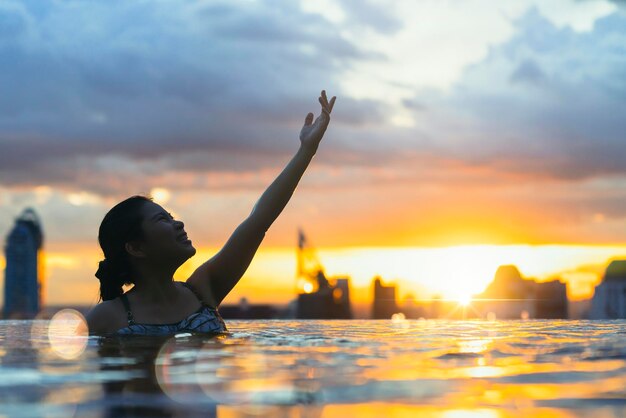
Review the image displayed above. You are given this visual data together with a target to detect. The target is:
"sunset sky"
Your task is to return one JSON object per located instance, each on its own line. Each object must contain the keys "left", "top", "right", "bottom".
{"left": 1, "top": 0, "right": 625, "bottom": 307}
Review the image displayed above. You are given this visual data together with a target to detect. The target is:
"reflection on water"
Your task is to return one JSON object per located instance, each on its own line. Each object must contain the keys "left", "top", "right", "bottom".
{"left": 0, "top": 319, "right": 625, "bottom": 417}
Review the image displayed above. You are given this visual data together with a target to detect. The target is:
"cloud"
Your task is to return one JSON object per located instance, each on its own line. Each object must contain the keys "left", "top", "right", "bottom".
{"left": 2, "top": 0, "right": 626, "bottom": 248}
{"left": 3, "top": 0, "right": 624, "bottom": 196}
{"left": 0, "top": 0, "right": 389, "bottom": 191}
{"left": 336, "top": 0, "right": 403, "bottom": 35}
{"left": 404, "top": 6, "right": 626, "bottom": 181}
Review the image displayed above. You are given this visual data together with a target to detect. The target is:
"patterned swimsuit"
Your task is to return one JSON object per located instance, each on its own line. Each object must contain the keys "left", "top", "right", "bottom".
{"left": 114, "top": 281, "right": 228, "bottom": 336}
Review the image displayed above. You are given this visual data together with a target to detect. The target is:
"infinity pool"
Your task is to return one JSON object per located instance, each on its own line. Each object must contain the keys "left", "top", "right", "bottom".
{"left": 1, "top": 318, "right": 625, "bottom": 417}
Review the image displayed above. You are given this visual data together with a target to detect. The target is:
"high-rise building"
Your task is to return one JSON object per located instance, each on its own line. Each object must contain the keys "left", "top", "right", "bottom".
{"left": 3, "top": 208, "right": 45, "bottom": 319}
{"left": 590, "top": 260, "right": 626, "bottom": 319}
{"left": 372, "top": 276, "right": 397, "bottom": 319}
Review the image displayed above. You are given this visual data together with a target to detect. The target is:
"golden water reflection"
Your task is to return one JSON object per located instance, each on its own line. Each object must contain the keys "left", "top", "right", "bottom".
{"left": 150, "top": 320, "right": 626, "bottom": 416}
{"left": 0, "top": 319, "right": 624, "bottom": 417}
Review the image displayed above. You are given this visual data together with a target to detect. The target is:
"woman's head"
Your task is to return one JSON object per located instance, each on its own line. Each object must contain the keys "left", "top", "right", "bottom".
{"left": 95, "top": 195, "right": 196, "bottom": 301}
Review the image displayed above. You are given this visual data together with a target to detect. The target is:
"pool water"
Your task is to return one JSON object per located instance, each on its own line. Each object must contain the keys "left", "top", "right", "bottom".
{"left": 1, "top": 318, "right": 625, "bottom": 417}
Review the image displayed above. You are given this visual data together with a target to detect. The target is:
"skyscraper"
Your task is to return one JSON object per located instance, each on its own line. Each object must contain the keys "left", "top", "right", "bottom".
{"left": 372, "top": 276, "right": 397, "bottom": 319}
{"left": 3, "top": 208, "right": 45, "bottom": 319}
{"left": 590, "top": 260, "right": 626, "bottom": 319}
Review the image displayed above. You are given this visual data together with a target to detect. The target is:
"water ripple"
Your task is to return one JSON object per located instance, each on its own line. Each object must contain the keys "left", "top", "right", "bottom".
{"left": 0, "top": 319, "right": 625, "bottom": 416}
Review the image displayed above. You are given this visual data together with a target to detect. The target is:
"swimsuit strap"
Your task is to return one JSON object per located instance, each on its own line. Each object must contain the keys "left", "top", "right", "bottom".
{"left": 181, "top": 281, "right": 211, "bottom": 308}
{"left": 119, "top": 293, "right": 136, "bottom": 326}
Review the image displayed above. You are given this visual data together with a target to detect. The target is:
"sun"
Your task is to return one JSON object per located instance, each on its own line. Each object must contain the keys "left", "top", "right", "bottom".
{"left": 457, "top": 294, "right": 472, "bottom": 307}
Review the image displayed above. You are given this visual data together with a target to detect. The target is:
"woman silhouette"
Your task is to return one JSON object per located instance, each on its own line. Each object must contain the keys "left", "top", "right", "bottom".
{"left": 86, "top": 90, "right": 336, "bottom": 336}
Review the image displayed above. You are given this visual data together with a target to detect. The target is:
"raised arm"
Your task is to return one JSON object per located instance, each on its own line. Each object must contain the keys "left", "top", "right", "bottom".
{"left": 186, "top": 90, "right": 336, "bottom": 307}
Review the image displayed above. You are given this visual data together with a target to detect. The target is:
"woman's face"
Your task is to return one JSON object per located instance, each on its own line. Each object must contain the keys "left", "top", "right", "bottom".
{"left": 135, "top": 201, "right": 196, "bottom": 266}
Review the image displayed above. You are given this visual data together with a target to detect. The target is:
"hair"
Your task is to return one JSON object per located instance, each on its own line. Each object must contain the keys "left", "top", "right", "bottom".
{"left": 95, "top": 195, "right": 154, "bottom": 302}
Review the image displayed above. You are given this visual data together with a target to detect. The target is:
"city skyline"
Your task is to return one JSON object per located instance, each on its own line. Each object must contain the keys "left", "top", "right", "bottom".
{"left": 1, "top": 213, "right": 624, "bottom": 307}
{"left": 0, "top": 205, "right": 619, "bottom": 320}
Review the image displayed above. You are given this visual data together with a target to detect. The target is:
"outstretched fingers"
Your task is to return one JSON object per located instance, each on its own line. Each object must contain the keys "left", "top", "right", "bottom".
{"left": 320, "top": 90, "right": 335, "bottom": 115}
{"left": 319, "top": 96, "right": 330, "bottom": 115}
{"left": 306, "top": 90, "right": 335, "bottom": 127}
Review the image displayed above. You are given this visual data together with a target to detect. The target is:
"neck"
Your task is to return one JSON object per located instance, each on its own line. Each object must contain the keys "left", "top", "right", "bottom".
{"left": 128, "top": 263, "right": 179, "bottom": 304}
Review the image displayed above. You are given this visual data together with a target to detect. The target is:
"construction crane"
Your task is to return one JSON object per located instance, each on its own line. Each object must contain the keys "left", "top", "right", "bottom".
{"left": 294, "top": 227, "right": 352, "bottom": 319}
{"left": 295, "top": 226, "right": 327, "bottom": 294}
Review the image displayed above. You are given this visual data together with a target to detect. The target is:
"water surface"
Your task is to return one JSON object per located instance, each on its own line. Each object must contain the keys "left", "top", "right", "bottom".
{"left": 1, "top": 319, "right": 625, "bottom": 417}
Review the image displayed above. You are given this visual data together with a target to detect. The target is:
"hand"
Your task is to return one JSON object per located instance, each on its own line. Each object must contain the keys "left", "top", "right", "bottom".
{"left": 300, "top": 89, "right": 336, "bottom": 153}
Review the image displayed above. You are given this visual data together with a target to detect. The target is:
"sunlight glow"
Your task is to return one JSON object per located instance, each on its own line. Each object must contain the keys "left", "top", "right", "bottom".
{"left": 315, "top": 244, "right": 626, "bottom": 301}
{"left": 67, "top": 191, "right": 101, "bottom": 206}
{"left": 45, "top": 254, "right": 80, "bottom": 269}
{"left": 36, "top": 244, "right": 626, "bottom": 305}
{"left": 150, "top": 187, "right": 171, "bottom": 204}
{"left": 457, "top": 295, "right": 472, "bottom": 307}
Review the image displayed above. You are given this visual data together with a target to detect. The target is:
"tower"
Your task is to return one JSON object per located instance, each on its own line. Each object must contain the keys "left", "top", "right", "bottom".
{"left": 372, "top": 276, "right": 397, "bottom": 319}
{"left": 3, "top": 208, "right": 45, "bottom": 319}
{"left": 590, "top": 260, "right": 626, "bottom": 319}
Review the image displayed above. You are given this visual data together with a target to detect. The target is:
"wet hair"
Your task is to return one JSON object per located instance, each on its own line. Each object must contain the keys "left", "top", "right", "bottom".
{"left": 95, "top": 195, "right": 153, "bottom": 302}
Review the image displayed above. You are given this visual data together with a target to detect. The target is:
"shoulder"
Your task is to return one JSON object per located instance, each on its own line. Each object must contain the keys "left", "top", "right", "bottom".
{"left": 85, "top": 299, "right": 126, "bottom": 336}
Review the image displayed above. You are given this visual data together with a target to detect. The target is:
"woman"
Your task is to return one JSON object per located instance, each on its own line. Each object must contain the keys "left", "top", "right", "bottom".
{"left": 86, "top": 90, "right": 336, "bottom": 336}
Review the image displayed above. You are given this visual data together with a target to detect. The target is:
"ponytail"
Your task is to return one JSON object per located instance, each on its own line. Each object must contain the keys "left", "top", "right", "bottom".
{"left": 96, "top": 195, "right": 153, "bottom": 302}
{"left": 95, "top": 258, "right": 131, "bottom": 301}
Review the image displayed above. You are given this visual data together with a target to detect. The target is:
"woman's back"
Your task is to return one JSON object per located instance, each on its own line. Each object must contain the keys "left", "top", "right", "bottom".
{"left": 88, "top": 281, "right": 228, "bottom": 336}
{"left": 114, "top": 281, "right": 227, "bottom": 336}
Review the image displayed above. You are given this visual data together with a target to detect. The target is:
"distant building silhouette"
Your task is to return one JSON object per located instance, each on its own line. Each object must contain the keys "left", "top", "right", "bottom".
{"left": 534, "top": 280, "right": 568, "bottom": 318}
{"left": 3, "top": 208, "right": 45, "bottom": 319}
{"left": 293, "top": 228, "right": 352, "bottom": 319}
{"left": 398, "top": 293, "right": 427, "bottom": 319}
{"left": 333, "top": 277, "right": 351, "bottom": 315}
{"left": 474, "top": 265, "right": 567, "bottom": 319}
{"left": 372, "top": 276, "right": 398, "bottom": 319}
{"left": 219, "top": 297, "right": 280, "bottom": 319}
{"left": 296, "top": 271, "right": 352, "bottom": 319}
{"left": 590, "top": 260, "right": 626, "bottom": 319}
